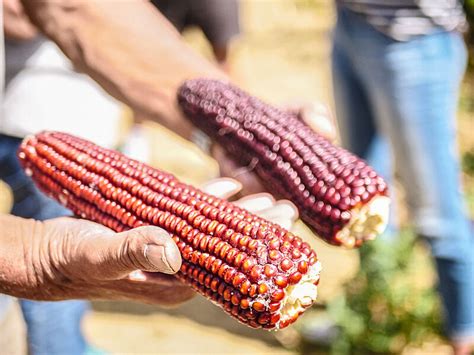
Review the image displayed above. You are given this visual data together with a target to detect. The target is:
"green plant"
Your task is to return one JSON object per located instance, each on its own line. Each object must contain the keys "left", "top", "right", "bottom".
{"left": 464, "top": 0, "right": 474, "bottom": 68}
{"left": 326, "top": 231, "right": 442, "bottom": 354}
{"left": 464, "top": 0, "right": 474, "bottom": 36}
{"left": 463, "top": 150, "right": 474, "bottom": 176}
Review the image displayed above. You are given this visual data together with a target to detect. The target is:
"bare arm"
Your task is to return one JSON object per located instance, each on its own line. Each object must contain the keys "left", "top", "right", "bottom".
{"left": 18, "top": 0, "right": 334, "bottom": 195}
{"left": 20, "top": 0, "right": 226, "bottom": 139}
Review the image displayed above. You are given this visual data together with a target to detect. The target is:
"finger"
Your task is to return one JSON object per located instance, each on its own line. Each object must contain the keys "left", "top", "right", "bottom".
{"left": 128, "top": 270, "right": 147, "bottom": 281}
{"left": 301, "top": 104, "right": 337, "bottom": 141}
{"left": 274, "top": 219, "right": 293, "bottom": 231}
{"left": 230, "top": 169, "right": 266, "bottom": 195}
{"left": 287, "top": 102, "right": 336, "bottom": 141}
{"left": 256, "top": 201, "right": 299, "bottom": 221}
{"left": 201, "top": 177, "right": 242, "bottom": 199}
{"left": 108, "top": 278, "right": 195, "bottom": 307}
{"left": 211, "top": 144, "right": 266, "bottom": 195}
{"left": 127, "top": 270, "right": 183, "bottom": 287}
{"left": 90, "top": 226, "right": 182, "bottom": 280}
{"left": 233, "top": 193, "right": 275, "bottom": 212}
{"left": 306, "top": 115, "right": 336, "bottom": 140}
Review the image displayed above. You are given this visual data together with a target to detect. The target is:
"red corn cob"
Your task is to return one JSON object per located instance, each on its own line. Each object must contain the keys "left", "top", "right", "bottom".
{"left": 18, "top": 131, "right": 322, "bottom": 330}
{"left": 177, "top": 79, "right": 390, "bottom": 247}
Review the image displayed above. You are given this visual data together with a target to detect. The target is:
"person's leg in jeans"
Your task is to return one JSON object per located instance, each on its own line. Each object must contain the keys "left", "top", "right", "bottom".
{"left": 368, "top": 32, "right": 473, "bottom": 346}
{"left": 0, "top": 134, "right": 90, "bottom": 355}
{"left": 334, "top": 7, "right": 474, "bottom": 348}
{"left": 331, "top": 13, "right": 396, "bottom": 240}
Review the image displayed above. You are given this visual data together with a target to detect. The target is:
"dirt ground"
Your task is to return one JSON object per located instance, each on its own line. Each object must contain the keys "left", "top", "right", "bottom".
{"left": 1, "top": 0, "right": 472, "bottom": 354}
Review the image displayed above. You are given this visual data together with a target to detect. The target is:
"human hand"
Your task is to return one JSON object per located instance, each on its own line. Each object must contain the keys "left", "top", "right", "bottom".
{"left": 122, "top": 178, "right": 299, "bottom": 296}
{"left": 201, "top": 177, "right": 299, "bottom": 230}
{"left": 210, "top": 102, "right": 336, "bottom": 195}
{"left": 0, "top": 176, "right": 297, "bottom": 306}
{"left": 284, "top": 101, "right": 336, "bottom": 141}
{"left": 0, "top": 214, "right": 193, "bottom": 306}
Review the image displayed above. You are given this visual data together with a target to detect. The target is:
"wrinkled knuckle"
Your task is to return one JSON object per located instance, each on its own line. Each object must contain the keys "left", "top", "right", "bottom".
{"left": 120, "top": 232, "right": 148, "bottom": 270}
{"left": 23, "top": 221, "right": 77, "bottom": 299}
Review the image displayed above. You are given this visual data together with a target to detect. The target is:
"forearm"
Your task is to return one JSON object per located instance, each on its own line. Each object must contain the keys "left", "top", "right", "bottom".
{"left": 0, "top": 214, "right": 45, "bottom": 299}
{"left": 21, "top": 0, "right": 226, "bottom": 139}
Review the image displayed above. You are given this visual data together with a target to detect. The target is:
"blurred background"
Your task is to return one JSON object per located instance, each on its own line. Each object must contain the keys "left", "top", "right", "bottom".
{"left": 1, "top": 0, "right": 473, "bottom": 354}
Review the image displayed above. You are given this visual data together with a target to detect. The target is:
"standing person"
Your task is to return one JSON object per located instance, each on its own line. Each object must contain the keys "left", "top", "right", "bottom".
{"left": 331, "top": 1, "right": 473, "bottom": 353}
{"left": 151, "top": 0, "right": 240, "bottom": 73}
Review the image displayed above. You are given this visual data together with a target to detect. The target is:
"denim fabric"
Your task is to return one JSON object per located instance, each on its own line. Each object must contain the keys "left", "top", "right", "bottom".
{"left": 0, "top": 134, "right": 88, "bottom": 355}
{"left": 332, "top": 7, "right": 474, "bottom": 340}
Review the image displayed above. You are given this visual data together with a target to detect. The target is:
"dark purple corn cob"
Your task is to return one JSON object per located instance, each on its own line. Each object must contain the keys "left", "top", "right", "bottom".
{"left": 18, "top": 131, "right": 322, "bottom": 330}
{"left": 177, "top": 79, "right": 390, "bottom": 248}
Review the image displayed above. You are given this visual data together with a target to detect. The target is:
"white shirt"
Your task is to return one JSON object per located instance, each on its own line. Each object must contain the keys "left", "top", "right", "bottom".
{"left": 0, "top": 36, "right": 123, "bottom": 148}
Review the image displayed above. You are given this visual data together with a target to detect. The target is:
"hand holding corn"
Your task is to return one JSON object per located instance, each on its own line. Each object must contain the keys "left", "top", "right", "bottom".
{"left": 16, "top": 2, "right": 389, "bottom": 248}
{"left": 178, "top": 79, "right": 390, "bottom": 248}
{"left": 18, "top": 132, "right": 322, "bottom": 329}
{"left": 0, "top": 178, "right": 296, "bottom": 309}
{"left": 16, "top": 78, "right": 391, "bottom": 328}
{"left": 0, "top": 214, "right": 195, "bottom": 305}
{"left": 14, "top": 77, "right": 390, "bottom": 329}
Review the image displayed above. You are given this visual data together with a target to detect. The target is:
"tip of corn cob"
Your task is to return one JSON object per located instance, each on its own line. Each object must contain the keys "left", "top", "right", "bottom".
{"left": 334, "top": 195, "right": 390, "bottom": 248}
{"left": 278, "top": 261, "right": 322, "bottom": 326}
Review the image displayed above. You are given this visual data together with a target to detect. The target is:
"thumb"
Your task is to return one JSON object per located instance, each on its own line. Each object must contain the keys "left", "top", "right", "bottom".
{"left": 89, "top": 226, "right": 182, "bottom": 280}
{"left": 289, "top": 102, "right": 337, "bottom": 141}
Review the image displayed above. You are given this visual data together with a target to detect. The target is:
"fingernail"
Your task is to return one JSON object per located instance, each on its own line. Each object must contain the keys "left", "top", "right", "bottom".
{"left": 145, "top": 245, "right": 177, "bottom": 274}
{"left": 202, "top": 178, "right": 241, "bottom": 198}
{"left": 234, "top": 194, "right": 275, "bottom": 211}
{"left": 278, "top": 220, "right": 293, "bottom": 231}
{"left": 128, "top": 270, "right": 147, "bottom": 281}
{"left": 259, "top": 202, "right": 298, "bottom": 220}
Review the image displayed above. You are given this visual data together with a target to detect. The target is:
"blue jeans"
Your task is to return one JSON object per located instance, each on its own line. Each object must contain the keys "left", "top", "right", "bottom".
{"left": 332, "top": 7, "right": 474, "bottom": 341}
{"left": 0, "top": 134, "right": 89, "bottom": 355}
